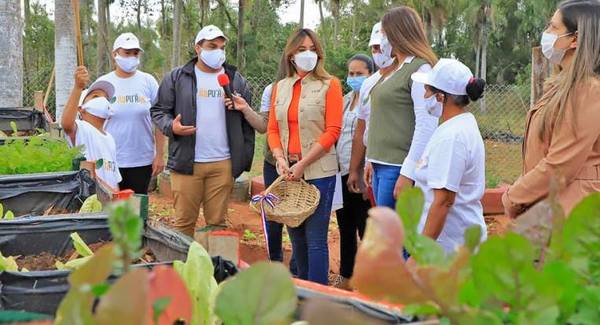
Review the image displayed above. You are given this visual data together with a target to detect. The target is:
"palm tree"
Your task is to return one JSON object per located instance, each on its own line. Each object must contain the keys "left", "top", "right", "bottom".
{"left": 0, "top": 0, "right": 23, "bottom": 108}
{"left": 97, "top": 0, "right": 111, "bottom": 75}
{"left": 172, "top": 0, "right": 182, "bottom": 68}
{"left": 54, "top": 0, "right": 77, "bottom": 120}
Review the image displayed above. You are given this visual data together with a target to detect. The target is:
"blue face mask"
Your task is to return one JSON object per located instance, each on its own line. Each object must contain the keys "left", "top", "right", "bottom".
{"left": 346, "top": 76, "right": 367, "bottom": 92}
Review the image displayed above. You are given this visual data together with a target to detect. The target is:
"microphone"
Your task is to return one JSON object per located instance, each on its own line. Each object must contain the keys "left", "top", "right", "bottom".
{"left": 217, "top": 74, "right": 235, "bottom": 109}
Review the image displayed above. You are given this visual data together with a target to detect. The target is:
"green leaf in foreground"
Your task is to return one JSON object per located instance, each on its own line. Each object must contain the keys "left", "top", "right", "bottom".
{"left": 549, "top": 193, "right": 600, "bottom": 284}
{"left": 215, "top": 262, "right": 297, "bottom": 325}
{"left": 0, "top": 253, "right": 19, "bottom": 272}
{"left": 10, "top": 121, "right": 17, "bottom": 134}
{"left": 173, "top": 241, "right": 218, "bottom": 325}
{"left": 79, "top": 194, "right": 103, "bottom": 214}
{"left": 70, "top": 232, "right": 94, "bottom": 257}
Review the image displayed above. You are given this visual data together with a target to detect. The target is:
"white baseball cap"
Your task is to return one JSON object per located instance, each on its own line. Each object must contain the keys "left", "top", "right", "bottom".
{"left": 411, "top": 58, "right": 473, "bottom": 96}
{"left": 113, "top": 32, "right": 144, "bottom": 52}
{"left": 78, "top": 80, "right": 116, "bottom": 107}
{"left": 368, "top": 22, "right": 383, "bottom": 47}
{"left": 194, "top": 25, "right": 228, "bottom": 45}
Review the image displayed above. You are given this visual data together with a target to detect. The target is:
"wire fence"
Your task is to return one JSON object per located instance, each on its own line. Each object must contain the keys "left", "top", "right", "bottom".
{"left": 22, "top": 72, "right": 529, "bottom": 187}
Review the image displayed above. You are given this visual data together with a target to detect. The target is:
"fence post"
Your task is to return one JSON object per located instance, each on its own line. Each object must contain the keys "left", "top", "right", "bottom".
{"left": 530, "top": 46, "right": 552, "bottom": 108}
{"left": 33, "top": 91, "right": 44, "bottom": 112}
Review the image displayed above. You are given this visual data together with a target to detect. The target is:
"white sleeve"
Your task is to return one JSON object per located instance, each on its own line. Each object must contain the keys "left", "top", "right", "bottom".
{"left": 426, "top": 137, "right": 467, "bottom": 192}
{"left": 357, "top": 81, "right": 371, "bottom": 121}
{"left": 400, "top": 63, "right": 439, "bottom": 181}
{"left": 147, "top": 73, "right": 160, "bottom": 105}
{"left": 260, "top": 84, "right": 273, "bottom": 113}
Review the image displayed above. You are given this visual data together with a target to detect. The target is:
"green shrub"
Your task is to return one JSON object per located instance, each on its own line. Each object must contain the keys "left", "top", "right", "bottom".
{"left": 0, "top": 135, "right": 83, "bottom": 175}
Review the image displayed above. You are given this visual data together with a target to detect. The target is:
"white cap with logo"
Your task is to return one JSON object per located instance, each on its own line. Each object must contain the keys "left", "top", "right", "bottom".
{"left": 113, "top": 33, "right": 144, "bottom": 52}
{"left": 78, "top": 80, "right": 116, "bottom": 107}
{"left": 194, "top": 25, "right": 228, "bottom": 45}
{"left": 369, "top": 22, "right": 383, "bottom": 47}
{"left": 411, "top": 58, "right": 473, "bottom": 96}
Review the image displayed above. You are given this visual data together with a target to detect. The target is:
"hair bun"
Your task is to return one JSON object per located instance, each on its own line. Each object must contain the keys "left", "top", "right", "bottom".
{"left": 466, "top": 78, "right": 486, "bottom": 101}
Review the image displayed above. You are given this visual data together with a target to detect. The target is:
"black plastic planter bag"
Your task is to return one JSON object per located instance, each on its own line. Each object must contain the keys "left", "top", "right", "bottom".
{"left": 0, "top": 215, "right": 237, "bottom": 315}
{"left": 0, "top": 108, "right": 47, "bottom": 135}
{"left": 296, "top": 286, "right": 415, "bottom": 324}
{"left": 0, "top": 170, "right": 95, "bottom": 217}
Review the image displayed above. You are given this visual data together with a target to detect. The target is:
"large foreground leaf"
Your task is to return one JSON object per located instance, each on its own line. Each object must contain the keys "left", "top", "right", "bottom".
{"left": 215, "top": 262, "right": 297, "bottom": 325}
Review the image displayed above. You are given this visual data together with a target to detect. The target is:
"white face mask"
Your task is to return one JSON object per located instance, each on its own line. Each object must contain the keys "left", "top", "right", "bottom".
{"left": 200, "top": 48, "right": 226, "bottom": 69}
{"left": 373, "top": 36, "right": 395, "bottom": 68}
{"left": 293, "top": 50, "right": 319, "bottom": 72}
{"left": 115, "top": 55, "right": 140, "bottom": 73}
{"left": 81, "top": 97, "right": 112, "bottom": 120}
{"left": 425, "top": 95, "right": 443, "bottom": 118}
{"left": 541, "top": 31, "right": 572, "bottom": 65}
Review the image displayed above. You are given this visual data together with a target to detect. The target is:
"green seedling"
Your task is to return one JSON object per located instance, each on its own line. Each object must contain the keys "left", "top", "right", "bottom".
{"left": 243, "top": 229, "right": 257, "bottom": 241}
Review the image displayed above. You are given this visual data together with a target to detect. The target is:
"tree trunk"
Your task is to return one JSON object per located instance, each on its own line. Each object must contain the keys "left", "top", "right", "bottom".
{"left": 160, "top": 0, "right": 166, "bottom": 36}
{"left": 136, "top": 0, "right": 142, "bottom": 32}
{"left": 24, "top": 0, "right": 31, "bottom": 25}
{"left": 97, "top": 0, "right": 110, "bottom": 75}
{"left": 237, "top": 0, "right": 245, "bottom": 71}
{"left": 475, "top": 41, "right": 481, "bottom": 77}
{"left": 172, "top": 0, "right": 182, "bottom": 68}
{"left": 479, "top": 13, "right": 489, "bottom": 112}
{"left": 332, "top": 0, "right": 340, "bottom": 48}
{"left": 0, "top": 0, "right": 23, "bottom": 107}
{"left": 54, "top": 0, "right": 77, "bottom": 120}
{"left": 199, "top": 0, "right": 207, "bottom": 27}
{"left": 299, "top": 0, "right": 305, "bottom": 28}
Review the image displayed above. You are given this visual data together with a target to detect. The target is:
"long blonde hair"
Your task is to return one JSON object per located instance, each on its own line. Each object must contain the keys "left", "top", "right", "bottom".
{"left": 539, "top": 0, "right": 600, "bottom": 139}
{"left": 282, "top": 29, "right": 331, "bottom": 81}
{"left": 381, "top": 6, "right": 438, "bottom": 67}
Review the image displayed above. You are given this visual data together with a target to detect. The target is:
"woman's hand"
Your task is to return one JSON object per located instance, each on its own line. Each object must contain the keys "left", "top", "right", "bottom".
{"left": 152, "top": 155, "right": 166, "bottom": 177}
{"left": 288, "top": 162, "right": 306, "bottom": 181}
{"left": 502, "top": 191, "right": 522, "bottom": 219}
{"left": 275, "top": 157, "right": 290, "bottom": 176}
{"left": 393, "top": 175, "right": 414, "bottom": 199}
{"left": 363, "top": 162, "right": 373, "bottom": 187}
{"left": 74, "top": 66, "right": 89, "bottom": 90}
{"left": 347, "top": 170, "right": 365, "bottom": 193}
{"left": 225, "top": 95, "right": 250, "bottom": 113}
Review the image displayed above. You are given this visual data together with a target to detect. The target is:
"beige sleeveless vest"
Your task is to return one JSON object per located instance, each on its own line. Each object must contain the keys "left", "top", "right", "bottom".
{"left": 274, "top": 74, "right": 338, "bottom": 180}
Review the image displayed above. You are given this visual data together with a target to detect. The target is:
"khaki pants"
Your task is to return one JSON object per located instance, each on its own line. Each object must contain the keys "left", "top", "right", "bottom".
{"left": 171, "top": 160, "right": 233, "bottom": 237}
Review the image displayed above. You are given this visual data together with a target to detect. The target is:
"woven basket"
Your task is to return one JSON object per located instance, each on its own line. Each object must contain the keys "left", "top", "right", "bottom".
{"left": 250, "top": 175, "right": 320, "bottom": 227}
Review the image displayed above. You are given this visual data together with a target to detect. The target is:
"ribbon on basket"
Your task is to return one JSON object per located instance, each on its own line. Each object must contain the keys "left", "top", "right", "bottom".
{"left": 251, "top": 192, "right": 281, "bottom": 260}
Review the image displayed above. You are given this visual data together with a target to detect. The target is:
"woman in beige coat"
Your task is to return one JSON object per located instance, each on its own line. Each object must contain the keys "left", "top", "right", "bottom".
{"left": 503, "top": 0, "right": 600, "bottom": 218}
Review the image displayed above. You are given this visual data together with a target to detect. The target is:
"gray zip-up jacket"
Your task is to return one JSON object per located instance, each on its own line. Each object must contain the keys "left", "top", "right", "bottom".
{"left": 151, "top": 58, "right": 255, "bottom": 177}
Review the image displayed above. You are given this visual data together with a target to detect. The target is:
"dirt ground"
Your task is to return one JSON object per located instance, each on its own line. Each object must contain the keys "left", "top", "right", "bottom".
{"left": 149, "top": 192, "right": 511, "bottom": 280}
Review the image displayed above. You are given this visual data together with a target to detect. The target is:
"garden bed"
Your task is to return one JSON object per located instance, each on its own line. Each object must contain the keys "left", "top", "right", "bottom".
{"left": 0, "top": 108, "right": 47, "bottom": 136}
{"left": 0, "top": 170, "right": 96, "bottom": 218}
{"left": 0, "top": 214, "right": 205, "bottom": 315}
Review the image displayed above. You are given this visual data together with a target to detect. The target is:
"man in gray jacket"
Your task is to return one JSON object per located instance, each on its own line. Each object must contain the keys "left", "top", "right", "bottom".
{"left": 151, "top": 25, "right": 255, "bottom": 237}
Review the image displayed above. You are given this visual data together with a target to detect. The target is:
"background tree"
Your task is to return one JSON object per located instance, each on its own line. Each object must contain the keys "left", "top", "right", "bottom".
{"left": 0, "top": 0, "right": 24, "bottom": 107}
{"left": 54, "top": 0, "right": 77, "bottom": 120}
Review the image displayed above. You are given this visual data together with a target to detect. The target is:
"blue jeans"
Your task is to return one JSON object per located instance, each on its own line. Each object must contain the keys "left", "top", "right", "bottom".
{"left": 288, "top": 175, "right": 336, "bottom": 285}
{"left": 371, "top": 163, "right": 411, "bottom": 259}
{"left": 371, "top": 163, "right": 402, "bottom": 209}
{"left": 263, "top": 161, "right": 297, "bottom": 275}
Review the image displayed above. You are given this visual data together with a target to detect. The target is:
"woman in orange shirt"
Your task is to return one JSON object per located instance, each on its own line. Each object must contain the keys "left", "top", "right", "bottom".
{"left": 267, "top": 29, "right": 343, "bottom": 284}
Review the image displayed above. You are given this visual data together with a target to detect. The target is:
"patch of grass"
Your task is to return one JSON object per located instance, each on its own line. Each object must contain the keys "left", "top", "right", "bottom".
{"left": 484, "top": 140, "right": 522, "bottom": 185}
{"left": 243, "top": 229, "right": 257, "bottom": 241}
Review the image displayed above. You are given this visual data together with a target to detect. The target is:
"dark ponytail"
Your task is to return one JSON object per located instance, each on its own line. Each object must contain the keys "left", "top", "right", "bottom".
{"left": 466, "top": 77, "right": 486, "bottom": 102}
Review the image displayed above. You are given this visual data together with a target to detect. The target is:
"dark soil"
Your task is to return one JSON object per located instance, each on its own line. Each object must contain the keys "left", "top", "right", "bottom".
{"left": 14, "top": 242, "right": 157, "bottom": 271}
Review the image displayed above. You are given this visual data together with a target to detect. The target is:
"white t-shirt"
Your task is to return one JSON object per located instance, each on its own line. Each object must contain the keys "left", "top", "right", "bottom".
{"left": 99, "top": 71, "right": 159, "bottom": 168}
{"left": 414, "top": 113, "right": 487, "bottom": 253}
{"left": 194, "top": 66, "right": 230, "bottom": 162}
{"left": 357, "top": 71, "right": 381, "bottom": 147}
{"left": 66, "top": 120, "right": 122, "bottom": 189}
{"left": 337, "top": 92, "right": 359, "bottom": 176}
{"left": 260, "top": 84, "right": 273, "bottom": 113}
